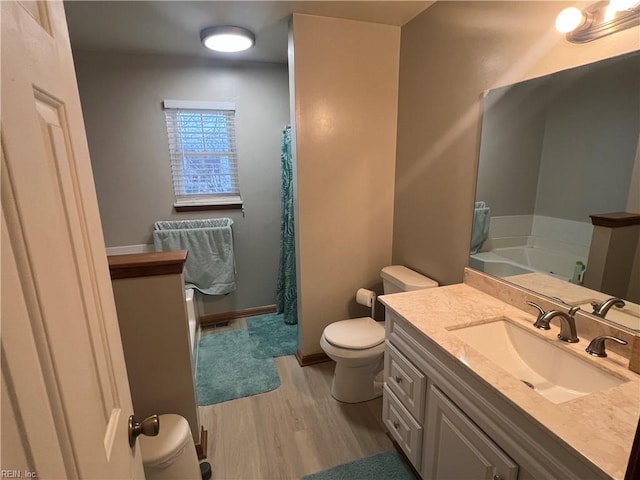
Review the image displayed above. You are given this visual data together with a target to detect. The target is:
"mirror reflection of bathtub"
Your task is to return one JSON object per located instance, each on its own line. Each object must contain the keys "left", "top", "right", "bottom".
{"left": 470, "top": 245, "right": 579, "bottom": 282}
{"left": 470, "top": 50, "right": 640, "bottom": 331}
{"left": 471, "top": 215, "right": 590, "bottom": 281}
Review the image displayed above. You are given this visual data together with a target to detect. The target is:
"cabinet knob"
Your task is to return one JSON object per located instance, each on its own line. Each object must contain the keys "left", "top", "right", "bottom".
{"left": 392, "top": 421, "right": 400, "bottom": 429}
{"left": 394, "top": 376, "right": 402, "bottom": 383}
{"left": 493, "top": 475, "right": 503, "bottom": 480}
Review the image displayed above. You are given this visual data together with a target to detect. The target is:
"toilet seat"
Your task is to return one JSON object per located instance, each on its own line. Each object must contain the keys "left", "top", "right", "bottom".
{"left": 323, "top": 317, "right": 385, "bottom": 350}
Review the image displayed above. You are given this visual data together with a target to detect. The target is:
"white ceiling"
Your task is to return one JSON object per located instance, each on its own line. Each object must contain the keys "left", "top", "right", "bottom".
{"left": 64, "top": 1, "right": 433, "bottom": 64}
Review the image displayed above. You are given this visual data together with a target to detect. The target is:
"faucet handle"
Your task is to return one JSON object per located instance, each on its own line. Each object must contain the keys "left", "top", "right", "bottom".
{"left": 526, "top": 301, "right": 545, "bottom": 317}
{"left": 526, "top": 301, "right": 550, "bottom": 329}
{"left": 585, "top": 335, "right": 628, "bottom": 358}
{"left": 567, "top": 305, "right": 580, "bottom": 316}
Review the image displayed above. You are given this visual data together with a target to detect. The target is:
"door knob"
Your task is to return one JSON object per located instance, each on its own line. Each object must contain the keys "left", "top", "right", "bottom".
{"left": 128, "top": 414, "right": 160, "bottom": 447}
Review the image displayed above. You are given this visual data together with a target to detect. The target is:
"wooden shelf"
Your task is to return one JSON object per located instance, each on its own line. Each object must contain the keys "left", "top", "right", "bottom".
{"left": 107, "top": 250, "right": 188, "bottom": 279}
{"left": 590, "top": 212, "right": 640, "bottom": 228}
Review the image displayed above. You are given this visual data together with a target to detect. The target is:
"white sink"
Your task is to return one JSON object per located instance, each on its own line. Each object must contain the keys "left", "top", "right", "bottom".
{"left": 449, "top": 319, "right": 627, "bottom": 404}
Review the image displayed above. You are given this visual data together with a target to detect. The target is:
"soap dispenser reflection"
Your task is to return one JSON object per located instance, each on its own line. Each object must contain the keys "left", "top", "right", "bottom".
{"left": 571, "top": 261, "right": 585, "bottom": 285}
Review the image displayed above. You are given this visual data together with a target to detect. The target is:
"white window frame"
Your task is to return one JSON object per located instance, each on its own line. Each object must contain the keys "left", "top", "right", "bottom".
{"left": 163, "top": 99, "right": 242, "bottom": 208}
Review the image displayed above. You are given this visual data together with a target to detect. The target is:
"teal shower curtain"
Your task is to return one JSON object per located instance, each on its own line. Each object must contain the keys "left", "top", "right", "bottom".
{"left": 276, "top": 126, "right": 298, "bottom": 325}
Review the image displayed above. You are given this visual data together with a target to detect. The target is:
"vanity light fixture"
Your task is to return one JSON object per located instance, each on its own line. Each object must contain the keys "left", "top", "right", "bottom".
{"left": 200, "top": 26, "right": 255, "bottom": 53}
{"left": 555, "top": 0, "right": 640, "bottom": 43}
{"left": 555, "top": 7, "right": 586, "bottom": 32}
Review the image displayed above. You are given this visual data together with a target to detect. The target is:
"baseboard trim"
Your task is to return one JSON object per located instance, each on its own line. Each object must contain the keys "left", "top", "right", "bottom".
{"left": 295, "top": 349, "right": 331, "bottom": 367}
{"left": 200, "top": 305, "right": 277, "bottom": 327}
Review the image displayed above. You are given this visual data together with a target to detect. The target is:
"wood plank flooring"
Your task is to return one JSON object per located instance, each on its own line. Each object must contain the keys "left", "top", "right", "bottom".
{"left": 198, "top": 322, "right": 394, "bottom": 479}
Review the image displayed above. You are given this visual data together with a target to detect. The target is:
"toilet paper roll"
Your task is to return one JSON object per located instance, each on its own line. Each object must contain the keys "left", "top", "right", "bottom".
{"left": 356, "top": 288, "right": 376, "bottom": 308}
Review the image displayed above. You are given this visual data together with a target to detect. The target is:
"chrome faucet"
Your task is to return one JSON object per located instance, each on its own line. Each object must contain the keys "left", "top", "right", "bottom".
{"left": 585, "top": 335, "right": 628, "bottom": 357}
{"left": 527, "top": 301, "right": 580, "bottom": 343}
{"left": 591, "top": 297, "right": 626, "bottom": 318}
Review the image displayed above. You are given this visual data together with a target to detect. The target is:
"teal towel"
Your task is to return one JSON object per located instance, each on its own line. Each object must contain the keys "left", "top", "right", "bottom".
{"left": 153, "top": 218, "right": 236, "bottom": 295}
{"left": 470, "top": 201, "right": 490, "bottom": 254}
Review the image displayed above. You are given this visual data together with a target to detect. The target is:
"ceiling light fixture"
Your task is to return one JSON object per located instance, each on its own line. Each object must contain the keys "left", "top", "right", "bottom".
{"left": 200, "top": 26, "right": 255, "bottom": 53}
{"left": 555, "top": 0, "right": 640, "bottom": 43}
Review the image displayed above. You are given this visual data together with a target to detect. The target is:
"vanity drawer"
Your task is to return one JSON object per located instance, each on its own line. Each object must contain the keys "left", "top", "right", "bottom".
{"left": 383, "top": 384, "right": 423, "bottom": 470}
{"left": 384, "top": 341, "right": 426, "bottom": 422}
{"left": 387, "top": 311, "right": 431, "bottom": 367}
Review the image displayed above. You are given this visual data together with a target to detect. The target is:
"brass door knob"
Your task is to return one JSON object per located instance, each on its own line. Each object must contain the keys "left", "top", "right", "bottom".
{"left": 128, "top": 414, "right": 160, "bottom": 447}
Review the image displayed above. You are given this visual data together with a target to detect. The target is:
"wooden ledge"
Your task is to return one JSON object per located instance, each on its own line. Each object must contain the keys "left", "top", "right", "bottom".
{"left": 174, "top": 203, "right": 243, "bottom": 212}
{"left": 199, "top": 305, "right": 277, "bottom": 327}
{"left": 108, "top": 250, "right": 187, "bottom": 279}
{"left": 590, "top": 212, "right": 640, "bottom": 228}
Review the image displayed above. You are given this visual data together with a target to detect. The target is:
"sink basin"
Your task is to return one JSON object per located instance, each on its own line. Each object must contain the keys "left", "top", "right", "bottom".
{"left": 578, "top": 301, "right": 640, "bottom": 331}
{"left": 449, "top": 319, "right": 627, "bottom": 404}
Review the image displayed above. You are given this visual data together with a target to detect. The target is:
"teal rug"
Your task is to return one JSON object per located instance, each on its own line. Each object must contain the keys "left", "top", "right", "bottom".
{"left": 247, "top": 313, "right": 298, "bottom": 358}
{"left": 196, "top": 329, "right": 280, "bottom": 406}
{"left": 303, "top": 451, "right": 415, "bottom": 480}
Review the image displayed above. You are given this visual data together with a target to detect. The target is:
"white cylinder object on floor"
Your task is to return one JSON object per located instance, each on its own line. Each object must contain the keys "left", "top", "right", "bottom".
{"left": 140, "top": 414, "right": 201, "bottom": 480}
{"left": 356, "top": 288, "right": 376, "bottom": 307}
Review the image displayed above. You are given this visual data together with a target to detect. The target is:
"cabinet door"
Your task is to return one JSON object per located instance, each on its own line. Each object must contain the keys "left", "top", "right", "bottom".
{"left": 423, "top": 385, "right": 519, "bottom": 480}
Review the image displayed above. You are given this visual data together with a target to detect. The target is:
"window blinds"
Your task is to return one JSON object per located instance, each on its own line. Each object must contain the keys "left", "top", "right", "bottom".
{"left": 163, "top": 100, "right": 241, "bottom": 206}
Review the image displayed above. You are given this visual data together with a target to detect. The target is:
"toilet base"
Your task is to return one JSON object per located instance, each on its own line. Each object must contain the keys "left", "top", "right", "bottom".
{"left": 330, "top": 358, "right": 384, "bottom": 403}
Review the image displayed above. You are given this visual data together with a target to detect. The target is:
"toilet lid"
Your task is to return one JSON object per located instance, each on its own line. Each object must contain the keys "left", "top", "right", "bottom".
{"left": 324, "top": 317, "right": 385, "bottom": 349}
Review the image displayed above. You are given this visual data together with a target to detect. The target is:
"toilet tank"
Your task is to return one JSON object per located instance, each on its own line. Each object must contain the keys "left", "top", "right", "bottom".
{"left": 381, "top": 265, "right": 438, "bottom": 294}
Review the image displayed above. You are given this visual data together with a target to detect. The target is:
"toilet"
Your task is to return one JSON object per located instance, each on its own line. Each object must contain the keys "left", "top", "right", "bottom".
{"left": 320, "top": 265, "right": 438, "bottom": 403}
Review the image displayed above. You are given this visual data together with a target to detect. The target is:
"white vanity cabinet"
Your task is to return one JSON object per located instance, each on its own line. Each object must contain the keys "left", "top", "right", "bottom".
{"left": 424, "top": 385, "right": 518, "bottom": 480}
{"left": 382, "top": 311, "right": 611, "bottom": 480}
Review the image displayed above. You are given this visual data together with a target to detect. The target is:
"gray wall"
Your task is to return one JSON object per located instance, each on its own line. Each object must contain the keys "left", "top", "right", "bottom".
{"left": 476, "top": 81, "right": 548, "bottom": 216}
{"left": 74, "top": 50, "right": 290, "bottom": 314}
{"left": 476, "top": 53, "right": 639, "bottom": 221}
{"left": 393, "top": 1, "right": 640, "bottom": 286}
{"left": 535, "top": 55, "right": 639, "bottom": 221}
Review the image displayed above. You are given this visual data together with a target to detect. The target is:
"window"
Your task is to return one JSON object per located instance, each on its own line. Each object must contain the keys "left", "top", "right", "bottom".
{"left": 163, "top": 100, "right": 241, "bottom": 208}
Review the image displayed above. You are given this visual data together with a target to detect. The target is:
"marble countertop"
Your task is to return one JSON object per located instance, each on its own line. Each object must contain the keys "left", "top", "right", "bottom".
{"left": 505, "top": 272, "right": 639, "bottom": 311}
{"left": 380, "top": 282, "right": 640, "bottom": 480}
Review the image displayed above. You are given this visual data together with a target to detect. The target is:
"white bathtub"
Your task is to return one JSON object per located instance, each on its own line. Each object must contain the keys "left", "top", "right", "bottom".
{"left": 470, "top": 245, "right": 586, "bottom": 282}
{"left": 185, "top": 288, "right": 199, "bottom": 364}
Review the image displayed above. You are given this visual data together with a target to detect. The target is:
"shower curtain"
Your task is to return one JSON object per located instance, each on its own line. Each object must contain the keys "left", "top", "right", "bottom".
{"left": 276, "top": 126, "right": 298, "bottom": 325}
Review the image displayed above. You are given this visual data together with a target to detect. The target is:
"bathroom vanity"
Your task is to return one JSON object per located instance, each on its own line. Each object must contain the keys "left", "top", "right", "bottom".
{"left": 380, "top": 268, "right": 639, "bottom": 480}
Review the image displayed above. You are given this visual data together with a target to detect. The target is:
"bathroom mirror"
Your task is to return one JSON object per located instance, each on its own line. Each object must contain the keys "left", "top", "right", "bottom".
{"left": 470, "top": 50, "right": 640, "bottom": 332}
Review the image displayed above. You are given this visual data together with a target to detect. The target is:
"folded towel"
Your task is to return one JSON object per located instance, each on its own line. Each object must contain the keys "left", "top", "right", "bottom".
{"left": 153, "top": 219, "right": 236, "bottom": 295}
{"left": 470, "top": 202, "right": 490, "bottom": 254}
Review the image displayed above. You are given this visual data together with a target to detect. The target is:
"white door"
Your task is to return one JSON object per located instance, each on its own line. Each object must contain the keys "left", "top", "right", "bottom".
{"left": 1, "top": 1, "right": 145, "bottom": 478}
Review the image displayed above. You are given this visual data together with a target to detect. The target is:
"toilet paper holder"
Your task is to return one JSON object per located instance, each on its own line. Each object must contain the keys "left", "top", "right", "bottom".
{"left": 356, "top": 288, "right": 377, "bottom": 319}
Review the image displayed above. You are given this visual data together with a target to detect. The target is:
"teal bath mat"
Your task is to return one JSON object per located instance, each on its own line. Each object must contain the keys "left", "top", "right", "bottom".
{"left": 302, "top": 451, "right": 415, "bottom": 480}
{"left": 196, "top": 329, "right": 280, "bottom": 405}
{"left": 247, "top": 313, "right": 298, "bottom": 358}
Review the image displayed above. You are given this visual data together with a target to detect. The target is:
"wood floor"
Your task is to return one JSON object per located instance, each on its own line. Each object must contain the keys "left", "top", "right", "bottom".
{"left": 198, "top": 322, "right": 394, "bottom": 479}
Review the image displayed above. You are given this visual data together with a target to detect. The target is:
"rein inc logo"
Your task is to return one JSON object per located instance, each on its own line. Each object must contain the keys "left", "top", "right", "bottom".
{"left": 1, "top": 472, "right": 37, "bottom": 478}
